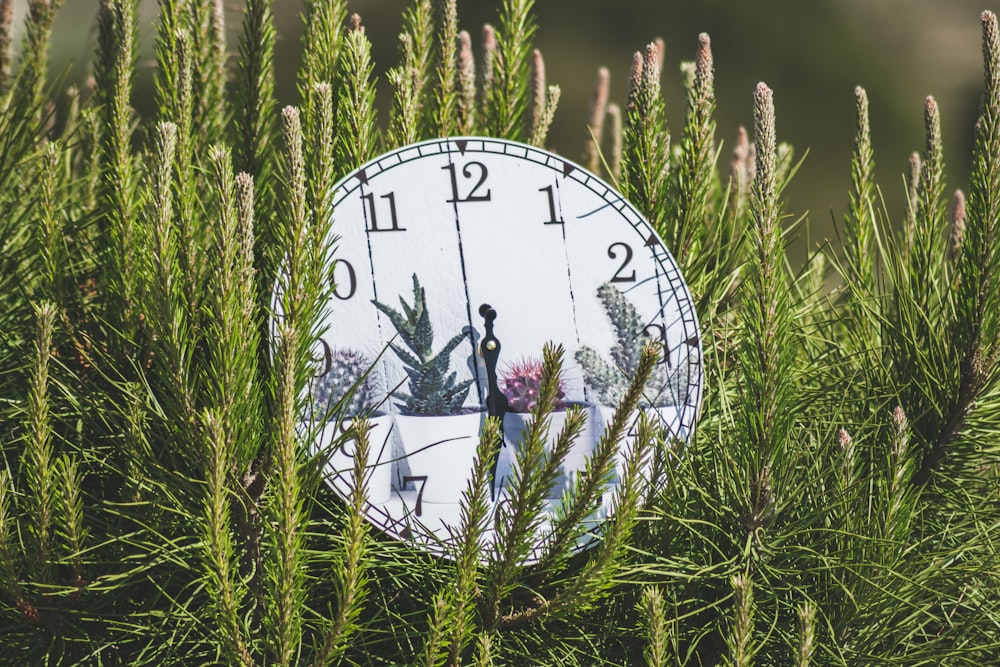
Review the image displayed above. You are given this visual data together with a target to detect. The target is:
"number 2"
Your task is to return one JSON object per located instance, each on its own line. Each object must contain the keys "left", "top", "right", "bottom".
{"left": 608, "top": 242, "right": 636, "bottom": 283}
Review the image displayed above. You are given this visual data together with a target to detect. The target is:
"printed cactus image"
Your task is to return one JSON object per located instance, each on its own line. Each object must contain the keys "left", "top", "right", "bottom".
{"left": 310, "top": 348, "right": 380, "bottom": 420}
{"left": 576, "top": 282, "right": 687, "bottom": 406}
{"left": 500, "top": 357, "right": 567, "bottom": 413}
{"left": 372, "top": 274, "right": 474, "bottom": 416}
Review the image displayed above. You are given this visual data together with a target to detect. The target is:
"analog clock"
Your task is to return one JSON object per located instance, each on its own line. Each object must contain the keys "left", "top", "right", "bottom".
{"left": 306, "top": 137, "right": 702, "bottom": 560}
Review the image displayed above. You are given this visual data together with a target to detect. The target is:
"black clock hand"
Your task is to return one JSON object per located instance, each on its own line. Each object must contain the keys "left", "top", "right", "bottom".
{"left": 479, "top": 304, "right": 509, "bottom": 501}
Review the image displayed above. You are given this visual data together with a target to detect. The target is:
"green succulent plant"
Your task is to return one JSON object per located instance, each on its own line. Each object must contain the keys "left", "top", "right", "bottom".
{"left": 372, "top": 273, "right": 474, "bottom": 415}
{"left": 576, "top": 282, "right": 684, "bottom": 406}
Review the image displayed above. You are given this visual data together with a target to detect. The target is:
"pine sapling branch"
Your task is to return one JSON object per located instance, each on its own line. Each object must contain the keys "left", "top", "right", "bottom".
{"left": 145, "top": 122, "right": 198, "bottom": 450}
{"left": 918, "top": 11, "right": 1000, "bottom": 481}
{"left": 641, "top": 586, "right": 669, "bottom": 667}
{"left": 306, "top": 82, "right": 336, "bottom": 255}
{"left": 298, "top": 0, "right": 345, "bottom": 225}
{"left": 96, "top": 0, "right": 141, "bottom": 334}
{"left": 395, "top": 0, "right": 434, "bottom": 140}
{"left": 845, "top": 86, "right": 876, "bottom": 287}
{"left": 202, "top": 411, "right": 254, "bottom": 667}
{"left": 25, "top": 302, "right": 57, "bottom": 586}
{"left": 727, "top": 572, "right": 755, "bottom": 667}
{"left": 262, "top": 108, "right": 319, "bottom": 667}
{"left": 501, "top": 408, "right": 658, "bottom": 629}
{"left": 433, "top": 0, "right": 459, "bottom": 137}
{"left": 738, "top": 82, "right": 792, "bottom": 540}
{"left": 487, "top": 0, "right": 536, "bottom": 140}
{"left": 623, "top": 43, "right": 670, "bottom": 229}
{"left": 446, "top": 418, "right": 500, "bottom": 665}
{"left": 153, "top": 0, "right": 185, "bottom": 119}
{"left": 192, "top": 0, "right": 228, "bottom": 147}
{"left": 535, "top": 341, "right": 660, "bottom": 578}
{"left": 278, "top": 106, "right": 310, "bottom": 326}
{"left": 607, "top": 101, "right": 623, "bottom": 182}
{"left": 672, "top": 33, "right": 718, "bottom": 262}
{"left": 313, "top": 418, "right": 372, "bottom": 667}
{"left": 297, "top": 0, "right": 346, "bottom": 111}
{"left": 0, "top": 0, "right": 13, "bottom": 92}
{"left": 948, "top": 189, "right": 966, "bottom": 266}
{"left": 208, "top": 146, "right": 260, "bottom": 473}
{"left": 388, "top": 34, "right": 423, "bottom": 147}
{"left": 883, "top": 406, "right": 915, "bottom": 546}
{"left": 236, "top": 0, "right": 278, "bottom": 339}
{"left": 16, "top": 0, "right": 61, "bottom": 108}
{"left": 236, "top": 0, "right": 276, "bottom": 182}
{"left": 456, "top": 30, "right": 477, "bottom": 135}
{"left": 904, "top": 151, "right": 921, "bottom": 252}
{"left": 0, "top": 468, "right": 24, "bottom": 607}
{"left": 56, "top": 454, "right": 86, "bottom": 588}
{"left": 479, "top": 23, "right": 498, "bottom": 116}
{"left": 485, "top": 344, "right": 571, "bottom": 628}
{"left": 475, "top": 634, "right": 494, "bottom": 667}
{"left": 171, "top": 28, "right": 206, "bottom": 328}
{"left": 525, "top": 48, "right": 545, "bottom": 142}
{"left": 796, "top": 602, "right": 816, "bottom": 667}
{"left": 336, "top": 15, "right": 378, "bottom": 171}
{"left": 35, "top": 142, "right": 64, "bottom": 302}
{"left": 911, "top": 95, "right": 946, "bottom": 336}
{"left": 265, "top": 324, "right": 307, "bottom": 667}
{"left": 418, "top": 594, "right": 451, "bottom": 667}
{"left": 583, "top": 67, "right": 610, "bottom": 174}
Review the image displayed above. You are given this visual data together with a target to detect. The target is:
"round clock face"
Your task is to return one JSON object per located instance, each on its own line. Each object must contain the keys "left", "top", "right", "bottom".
{"left": 307, "top": 137, "right": 702, "bottom": 560}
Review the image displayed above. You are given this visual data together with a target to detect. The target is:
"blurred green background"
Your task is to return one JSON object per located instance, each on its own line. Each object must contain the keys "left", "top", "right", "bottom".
{"left": 28, "top": 0, "right": 1000, "bottom": 246}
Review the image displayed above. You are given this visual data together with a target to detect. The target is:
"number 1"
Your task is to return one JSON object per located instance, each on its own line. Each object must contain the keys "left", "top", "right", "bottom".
{"left": 539, "top": 184, "right": 563, "bottom": 225}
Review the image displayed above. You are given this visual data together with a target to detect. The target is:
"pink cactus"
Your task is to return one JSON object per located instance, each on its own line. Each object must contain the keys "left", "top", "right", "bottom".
{"left": 500, "top": 357, "right": 566, "bottom": 413}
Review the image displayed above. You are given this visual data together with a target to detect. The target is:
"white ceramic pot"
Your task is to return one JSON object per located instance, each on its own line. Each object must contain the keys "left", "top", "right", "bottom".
{"left": 502, "top": 404, "right": 598, "bottom": 498}
{"left": 315, "top": 414, "right": 395, "bottom": 503}
{"left": 393, "top": 411, "right": 486, "bottom": 503}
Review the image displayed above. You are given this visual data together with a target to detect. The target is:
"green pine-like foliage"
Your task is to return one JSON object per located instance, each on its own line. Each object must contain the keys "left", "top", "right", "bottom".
{"left": 0, "top": 1, "right": 997, "bottom": 664}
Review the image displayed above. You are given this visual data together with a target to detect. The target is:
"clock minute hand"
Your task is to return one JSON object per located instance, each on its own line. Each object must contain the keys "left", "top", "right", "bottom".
{"left": 479, "top": 304, "right": 509, "bottom": 501}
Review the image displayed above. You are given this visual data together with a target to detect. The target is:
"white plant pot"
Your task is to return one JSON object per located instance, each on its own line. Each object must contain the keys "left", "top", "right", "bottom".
{"left": 315, "top": 414, "right": 395, "bottom": 503}
{"left": 502, "top": 404, "right": 598, "bottom": 499}
{"left": 394, "top": 412, "right": 486, "bottom": 503}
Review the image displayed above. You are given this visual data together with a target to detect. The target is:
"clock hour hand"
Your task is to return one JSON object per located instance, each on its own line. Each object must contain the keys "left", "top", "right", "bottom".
{"left": 479, "top": 304, "right": 509, "bottom": 500}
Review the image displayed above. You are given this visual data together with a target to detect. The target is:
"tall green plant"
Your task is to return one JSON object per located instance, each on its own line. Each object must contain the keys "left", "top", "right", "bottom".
{"left": 0, "top": 1, "right": 997, "bottom": 665}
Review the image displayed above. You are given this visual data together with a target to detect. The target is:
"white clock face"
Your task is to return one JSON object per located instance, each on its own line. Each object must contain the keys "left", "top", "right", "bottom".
{"left": 307, "top": 137, "right": 702, "bottom": 560}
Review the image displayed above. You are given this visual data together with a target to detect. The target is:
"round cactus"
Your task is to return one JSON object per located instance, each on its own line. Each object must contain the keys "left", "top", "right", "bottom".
{"left": 500, "top": 357, "right": 566, "bottom": 413}
{"left": 312, "top": 348, "right": 380, "bottom": 419}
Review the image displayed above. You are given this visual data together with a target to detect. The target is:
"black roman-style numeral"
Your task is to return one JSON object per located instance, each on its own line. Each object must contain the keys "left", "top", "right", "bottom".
{"left": 539, "top": 184, "right": 564, "bottom": 225}
{"left": 608, "top": 242, "right": 636, "bottom": 283}
{"left": 642, "top": 323, "right": 671, "bottom": 367}
{"left": 332, "top": 258, "right": 357, "bottom": 300}
{"left": 363, "top": 192, "right": 405, "bottom": 232}
{"left": 314, "top": 338, "right": 333, "bottom": 377}
{"left": 444, "top": 162, "right": 491, "bottom": 202}
{"left": 402, "top": 475, "right": 429, "bottom": 516}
